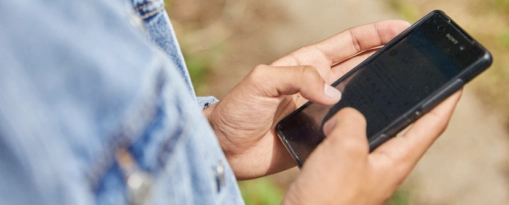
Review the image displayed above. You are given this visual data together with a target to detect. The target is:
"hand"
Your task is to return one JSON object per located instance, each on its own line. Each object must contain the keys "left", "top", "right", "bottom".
{"left": 205, "top": 20, "right": 411, "bottom": 179}
{"left": 282, "top": 91, "right": 462, "bottom": 205}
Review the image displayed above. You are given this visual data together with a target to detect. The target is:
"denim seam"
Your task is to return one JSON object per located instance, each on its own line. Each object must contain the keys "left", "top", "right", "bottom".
{"left": 134, "top": 0, "right": 155, "bottom": 11}
{"left": 140, "top": 5, "right": 164, "bottom": 20}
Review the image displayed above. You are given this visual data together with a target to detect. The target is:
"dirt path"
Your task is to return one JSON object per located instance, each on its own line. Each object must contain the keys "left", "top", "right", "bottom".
{"left": 404, "top": 90, "right": 509, "bottom": 204}
{"left": 198, "top": 0, "right": 509, "bottom": 203}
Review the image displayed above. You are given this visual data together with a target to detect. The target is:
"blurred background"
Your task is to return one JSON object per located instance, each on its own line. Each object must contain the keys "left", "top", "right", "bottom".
{"left": 166, "top": 0, "right": 509, "bottom": 204}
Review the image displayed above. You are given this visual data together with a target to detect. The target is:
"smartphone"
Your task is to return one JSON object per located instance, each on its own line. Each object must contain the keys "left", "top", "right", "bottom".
{"left": 276, "top": 10, "right": 492, "bottom": 167}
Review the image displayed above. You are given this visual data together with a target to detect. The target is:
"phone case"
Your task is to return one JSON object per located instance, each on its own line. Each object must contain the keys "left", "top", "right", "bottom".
{"left": 276, "top": 10, "right": 492, "bottom": 167}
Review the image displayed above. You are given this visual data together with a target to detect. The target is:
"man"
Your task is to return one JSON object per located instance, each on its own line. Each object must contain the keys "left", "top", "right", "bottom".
{"left": 0, "top": 0, "right": 461, "bottom": 204}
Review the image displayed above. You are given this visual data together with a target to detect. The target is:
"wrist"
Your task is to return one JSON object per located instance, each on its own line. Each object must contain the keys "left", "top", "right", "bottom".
{"left": 202, "top": 103, "right": 236, "bottom": 156}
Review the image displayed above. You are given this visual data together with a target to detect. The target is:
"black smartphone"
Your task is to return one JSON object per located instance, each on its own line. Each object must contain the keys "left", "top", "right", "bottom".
{"left": 276, "top": 10, "right": 492, "bottom": 167}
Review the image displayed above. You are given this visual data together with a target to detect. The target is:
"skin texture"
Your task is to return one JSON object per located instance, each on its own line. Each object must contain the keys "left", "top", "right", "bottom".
{"left": 204, "top": 20, "right": 462, "bottom": 203}
{"left": 282, "top": 92, "right": 461, "bottom": 205}
{"left": 205, "top": 20, "right": 415, "bottom": 179}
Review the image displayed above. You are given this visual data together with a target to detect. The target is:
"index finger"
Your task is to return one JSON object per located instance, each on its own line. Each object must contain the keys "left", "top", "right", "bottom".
{"left": 272, "top": 20, "right": 410, "bottom": 83}
{"left": 316, "top": 20, "right": 410, "bottom": 64}
{"left": 273, "top": 20, "right": 410, "bottom": 68}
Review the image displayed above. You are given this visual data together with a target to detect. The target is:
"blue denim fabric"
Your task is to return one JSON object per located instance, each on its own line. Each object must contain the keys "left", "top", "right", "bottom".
{"left": 132, "top": 0, "right": 219, "bottom": 109}
{"left": 0, "top": 0, "right": 243, "bottom": 204}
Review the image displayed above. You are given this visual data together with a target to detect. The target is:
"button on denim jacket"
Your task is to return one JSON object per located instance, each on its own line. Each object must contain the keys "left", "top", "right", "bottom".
{"left": 0, "top": 0, "right": 243, "bottom": 204}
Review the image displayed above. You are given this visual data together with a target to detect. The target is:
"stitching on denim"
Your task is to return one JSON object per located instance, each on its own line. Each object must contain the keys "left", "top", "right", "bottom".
{"left": 141, "top": 5, "right": 164, "bottom": 19}
{"left": 135, "top": 0, "right": 155, "bottom": 11}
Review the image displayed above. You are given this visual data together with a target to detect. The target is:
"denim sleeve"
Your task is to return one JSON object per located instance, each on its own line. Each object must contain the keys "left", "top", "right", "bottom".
{"left": 197, "top": 96, "right": 220, "bottom": 109}
{"left": 133, "top": 0, "right": 220, "bottom": 109}
{"left": 0, "top": 0, "right": 242, "bottom": 204}
{"left": 132, "top": 0, "right": 195, "bottom": 96}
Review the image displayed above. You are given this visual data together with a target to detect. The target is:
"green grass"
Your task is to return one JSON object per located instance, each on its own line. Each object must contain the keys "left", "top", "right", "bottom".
{"left": 238, "top": 178, "right": 284, "bottom": 205}
{"left": 499, "top": 30, "right": 509, "bottom": 49}
{"left": 180, "top": 38, "right": 226, "bottom": 94}
{"left": 182, "top": 51, "right": 211, "bottom": 91}
{"left": 165, "top": 0, "right": 226, "bottom": 94}
{"left": 237, "top": 177, "right": 410, "bottom": 205}
{"left": 386, "top": 190, "right": 410, "bottom": 205}
{"left": 387, "top": 0, "right": 420, "bottom": 22}
{"left": 494, "top": 0, "right": 509, "bottom": 12}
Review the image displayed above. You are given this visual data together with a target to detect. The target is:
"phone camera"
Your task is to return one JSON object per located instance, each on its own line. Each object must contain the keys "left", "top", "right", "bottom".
{"left": 437, "top": 25, "right": 445, "bottom": 31}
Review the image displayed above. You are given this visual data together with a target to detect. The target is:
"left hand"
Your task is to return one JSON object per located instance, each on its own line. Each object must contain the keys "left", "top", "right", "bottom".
{"left": 283, "top": 91, "right": 462, "bottom": 205}
{"left": 205, "top": 20, "right": 411, "bottom": 179}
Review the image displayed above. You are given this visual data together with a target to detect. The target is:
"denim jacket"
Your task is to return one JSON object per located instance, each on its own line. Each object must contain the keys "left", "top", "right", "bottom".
{"left": 0, "top": 0, "right": 243, "bottom": 204}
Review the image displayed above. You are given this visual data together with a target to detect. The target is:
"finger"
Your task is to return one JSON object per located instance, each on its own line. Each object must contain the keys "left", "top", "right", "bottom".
{"left": 288, "top": 108, "right": 370, "bottom": 205}
{"left": 272, "top": 20, "right": 410, "bottom": 82}
{"left": 330, "top": 50, "right": 377, "bottom": 80}
{"left": 248, "top": 64, "right": 341, "bottom": 105}
{"left": 316, "top": 20, "right": 410, "bottom": 64}
{"left": 371, "top": 90, "right": 463, "bottom": 173}
{"left": 321, "top": 107, "right": 370, "bottom": 160}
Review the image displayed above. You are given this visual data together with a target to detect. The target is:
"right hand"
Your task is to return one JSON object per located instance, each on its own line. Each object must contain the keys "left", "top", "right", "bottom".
{"left": 205, "top": 20, "right": 411, "bottom": 179}
{"left": 283, "top": 91, "right": 462, "bottom": 205}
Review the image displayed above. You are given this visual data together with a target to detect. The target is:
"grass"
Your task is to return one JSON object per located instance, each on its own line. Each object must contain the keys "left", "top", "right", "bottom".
{"left": 239, "top": 177, "right": 409, "bottom": 205}
{"left": 499, "top": 30, "right": 509, "bottom": 49}
{"left": 182, "top": 50, "right": 213, "bottom": 92}
{"left": 387, "top": 0, "right": 420, "bottom": 22}
{"left": 165, "top": 0, "right": 227, "bottom": 95}
{"left": 238, "top": 178, "right": 284, "bottom": 205}
{"left": 386, "top": 190, "right": 410, "bottom": 205}
{"left": 178, "top": 35, "right": 227, "bottom": 94}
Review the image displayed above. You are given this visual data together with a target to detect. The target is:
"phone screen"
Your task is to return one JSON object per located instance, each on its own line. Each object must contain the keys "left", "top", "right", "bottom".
{"left": 277, "top": 13, "right": 488, "bottom": 164}
{"left": 324, "top": 31, "right": 459, "bottom": 139}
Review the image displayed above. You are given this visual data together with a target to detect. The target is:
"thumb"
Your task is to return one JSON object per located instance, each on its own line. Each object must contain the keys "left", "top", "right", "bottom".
{"left": 248, "top": 64, "right": 341, "bottom": 105}
{"left": 319, "top": 107, "right": 369, "bottom": 163}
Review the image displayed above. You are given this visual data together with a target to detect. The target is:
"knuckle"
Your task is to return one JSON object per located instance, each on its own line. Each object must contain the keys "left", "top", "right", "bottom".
{"left": 298, "top": 65, "right": 322, "bottom": 86}
{"left": 339, "top": 108, "right": 367, "bottom": 126}
{"left": 342, "top": 138, "right": 368, "bottom": 154}
{"left": 249, "top": 64, "right": 270, "bottom": 80}
{"left": 428, "top": 112, "right": 449, "bottom": 133}
{"left": 391, "top": 160, "right": 412, "bottom": 178}
{"left": 328, "top": 134, "right": 368, "bottom": 154}
{"left": 377, "top": 147, "right": 412, "bottom": 175}
{"left": 437, "top": 119, "right": 450, "bottom": 133}
{"left": 294, "top": 46, "right": 313, "bottom": 58}
{"left": 252, "top": 64, "right": 269, "bottom": 74}
{"left": 299, "top": 65, "right": 317, "bottom": 77}
{"left": 381, "top": 20, "right": 411, "bottom": 36}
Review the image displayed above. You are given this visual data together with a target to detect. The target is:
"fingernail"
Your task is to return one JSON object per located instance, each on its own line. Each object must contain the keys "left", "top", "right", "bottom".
{"left": 323, "top": 118, "right": 337, "bottom": 136}
{"left": 324, "top": 84, "right": 341, "bottom": 102}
